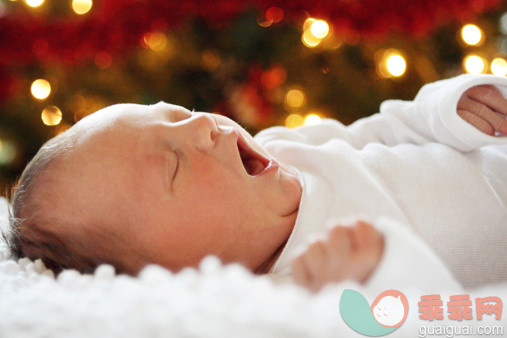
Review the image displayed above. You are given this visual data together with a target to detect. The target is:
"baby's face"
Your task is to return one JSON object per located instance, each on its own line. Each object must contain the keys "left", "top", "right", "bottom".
{"left": 59, "top": 102, "right": 301, "bottom": 274}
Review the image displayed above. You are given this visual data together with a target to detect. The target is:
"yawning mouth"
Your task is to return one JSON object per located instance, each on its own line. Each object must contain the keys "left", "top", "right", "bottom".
{"left": 236, "top": 135, "right": 270, "bottom": 176}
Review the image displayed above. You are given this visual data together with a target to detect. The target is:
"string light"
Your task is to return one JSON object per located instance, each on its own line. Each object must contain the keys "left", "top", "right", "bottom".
{"left": 304, "top": 113, "right": 321, "bottom": 126}
{"left": 25, "top": 0, "right": 44, "bottom": 7}
{"left": 72, "top": 0, "right": 92, "bottom": 15}
{"left": 142, "top": 31, "right": 168, "bottom": 51}
{"left": 265, "top": 7, "right": 283, "bottom": 23}
{"left": 500, "top": 13, "right": 507, "bottom": 35}
{"left": 0, "top": 139, "right": 16, "bottom": 165}
{"left": 386, "top": 54, "right": 406, "bottom": 77}
{"left": 301, "top": 18, "right": 330, "bottom": 48}
{"left": 377, "top": 49, "right": 407, "bottom": 78}
{"left": 41, "top": 106, "right": 63, "bottom": 126}
{"left": 285, "top": 114, "right": 304, "bottom": 128}
{"left": 285, "top": 89, "right": 306, "bottom": 108}
{"left": 303, "top": 18, "right": 316, "bottom": 31}
{"left": 491, "top": 58, "right": 507, "bottom": 76}
{"left": 301, "top": 30, "right": 321, "bottom": 48}
{"left": 261, "top": 66, "right": 286, "bottom": 90}
{"left": 310, "top": 20, "right": 329, "bottom": 39}
{"left": 95, "top": 52, "right": 113, "bottom": 69}
{"left": 31, "top": 79, "right": 51, "bottom": 100}
{"left": 463, "top": 54, "right": 486, "bottom": 74}
{"left": 461, "top": 24, "right": 483, "bottom": 46}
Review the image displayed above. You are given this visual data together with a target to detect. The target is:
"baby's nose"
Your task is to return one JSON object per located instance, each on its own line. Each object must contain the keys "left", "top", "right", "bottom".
{"left": 189, "top": 113, "right": 218, "bottom": 152}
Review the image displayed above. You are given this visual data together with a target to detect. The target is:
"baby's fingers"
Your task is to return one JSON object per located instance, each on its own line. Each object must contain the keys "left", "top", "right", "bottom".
{"left": 351, "top": 221, "right": 384, "bottom": 255}
{"left": 457, "top": 94, "right": 507, "bottom": 135}
{"left": 457, "top": 109, "right": 495, "bottom": 136}
{"left": 291, "top": 240, "right": 329, "bottom": 292}
{"left": 464, "top": 85, "right": 507, "bottom": 117}
{"left": 291, "top": 256, "right": 312, "bottom": 289}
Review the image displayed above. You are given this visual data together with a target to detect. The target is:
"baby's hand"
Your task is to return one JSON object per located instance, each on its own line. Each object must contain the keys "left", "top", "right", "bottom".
{"left": 457, "top": 85, "right": 507, "bottom": 136}
{"left": 290, "top": 220, "right": 384, "bottom": 293}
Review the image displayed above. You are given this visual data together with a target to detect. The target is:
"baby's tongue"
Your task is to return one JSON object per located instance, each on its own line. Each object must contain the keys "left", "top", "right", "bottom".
{"left": 243, "top": 158, "right": 264, "bottom": 176}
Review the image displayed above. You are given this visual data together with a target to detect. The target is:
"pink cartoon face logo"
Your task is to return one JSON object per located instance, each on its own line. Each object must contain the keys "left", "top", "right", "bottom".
{"left": 371, "top": 290, "right": 409, "bottom": 327}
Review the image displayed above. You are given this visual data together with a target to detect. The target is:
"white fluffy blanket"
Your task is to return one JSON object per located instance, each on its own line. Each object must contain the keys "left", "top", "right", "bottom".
{"left": 0, "top": 198, "right": 505, "bottom": 337}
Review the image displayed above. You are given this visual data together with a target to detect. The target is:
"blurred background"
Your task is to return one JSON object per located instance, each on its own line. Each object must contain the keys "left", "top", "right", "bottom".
{"left": 1, "top": 0, "right": 507, "bottom": 195}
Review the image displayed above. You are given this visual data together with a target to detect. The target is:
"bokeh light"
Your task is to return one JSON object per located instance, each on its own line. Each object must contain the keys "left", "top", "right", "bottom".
{"left": 301, "top": 29, "right": 321, "bottom": 48}
{"left": 304, "top": 113, "right": 321, "bottom": 126}
{"left": 491, "top": 58, "right": 507, "bottom": 76}
{"left": 261, "top": 66, "right": 286, "bottom": 90}
{"left": 25, "top": 0, "right": 44, "bottom": 7}
{"left": 265, "top": 7, "right": 284, "bottom": 23}
{"left": 310, "top": 20, "right": 329, "bottom": 39}
{"left": 377, "top": 50, "right": 407, "bottom": 78}
{"left": 285, "top": 114, "right": 304, "bottom": 128}
{"left": 500, "top": 13, "right": 507, "bottom": 35}
{"left": 95, "top": 52, "right": 113, "bottom": 69}
{"left": 301, "top": 18, "right": 331, "bottom": 48}
{"left": 72, "top": 0, "right": 92, "bottom": 15}
{"left": 0, "top": 139, "right": 17, "bottom": 166}
{"left": 285, "top": 89, "right": 306, "bottom": 108}
{"left": 463, "top": 54, "right": 486, "bottom": 74}
{"left": 31, "top": 79, "right": 51, "bottom": 100}
{"left": 386, "top": 54, "right": 407, "bottom": 77}
{"left": 41, "top": 106, "right": 63, "bottom": 126}
{"left": 461, "top": 24, "right": 483, "bottom": 46}
{"left": 142, "top": 31, "right": 168, "bottom": 51}
{"left": 303, "top": 18, "right": 316, "bottom": 31}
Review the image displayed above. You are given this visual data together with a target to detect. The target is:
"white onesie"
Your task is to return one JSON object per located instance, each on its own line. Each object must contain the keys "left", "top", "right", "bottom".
{"left": 255, "top": 74, "right": 507, "bottom": 292}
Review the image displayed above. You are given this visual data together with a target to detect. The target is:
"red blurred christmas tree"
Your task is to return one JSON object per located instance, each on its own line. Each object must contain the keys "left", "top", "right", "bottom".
{"left": 0, "top": 0, "right": 506, "bottom": 193}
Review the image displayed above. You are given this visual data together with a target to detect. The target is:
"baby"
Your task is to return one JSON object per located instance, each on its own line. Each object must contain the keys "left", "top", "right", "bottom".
{"left": 3, "top": 74, "right": 507, "bottom": 293}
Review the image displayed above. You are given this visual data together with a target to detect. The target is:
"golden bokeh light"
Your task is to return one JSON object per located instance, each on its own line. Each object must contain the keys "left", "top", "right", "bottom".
{"left": 386, "top": 54, "right": 407, "bottom": 77}
{"left": 285, "top": 89, "right": 306, "bottom": 108}
{"left": 461, "top": 24, "right": 483, "bottom": 46}
{"left": 301, "top": 29, "right": 321, "bottom": 48}
{"left": 25, "top": 0, "right": 44, "bottom": 7}
{"left": 463, "top": 54, "right": 486, "bottom": 74}
{"left": 41, "top": 106, "right": 63, "bottom": 126}
{"left": 303, "top": 18, "right": 316, "bottom": 31}
{"left": 310, "top": 20, "right": 329, "bottom": 39}
{"left": 285, "top": 113, "right": 304, "bottom": 128}
{"left": 377, "top": 50, "right": 407, "bottom": 78}
{"left": 72, "top": 0, "right": 92, "bottom": 15}
{"left": 304, "top": 113, "right": 322, "bottom": 126}
{"left": 31, "top": 79, "right": 51, "bottom": 100}
{"left": 491, "top": 58, "right": 507, "bottom": 76}
{"left": 143, "top": 31, "right": 168, "bottom": 51}
{"left": 0, "top": 139, "right": 16, "bottom": 165}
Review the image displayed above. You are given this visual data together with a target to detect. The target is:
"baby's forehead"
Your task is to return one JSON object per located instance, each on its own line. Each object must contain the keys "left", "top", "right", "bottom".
{"left": 79, "top": 103, "right": 151, "bottom": 128}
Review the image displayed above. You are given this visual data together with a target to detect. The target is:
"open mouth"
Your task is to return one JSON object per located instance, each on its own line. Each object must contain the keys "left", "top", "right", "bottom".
{"left": 236, "top": 135, "right": 270, "bottom": 176}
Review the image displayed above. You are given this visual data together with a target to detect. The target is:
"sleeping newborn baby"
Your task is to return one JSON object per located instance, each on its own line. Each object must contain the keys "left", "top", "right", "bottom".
{"left": 4, "top": 74, "right": 507, "bottom": 293}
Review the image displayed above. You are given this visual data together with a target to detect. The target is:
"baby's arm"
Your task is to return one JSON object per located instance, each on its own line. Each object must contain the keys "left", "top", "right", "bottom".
{"left": 291, "top": 220, "right": 383, "bottom": 293}
{"left": 255, "top": 74, "right": 507, "bottom": 151}
{"left": 290, "top": 218, "right": 463, "bottom": 293}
